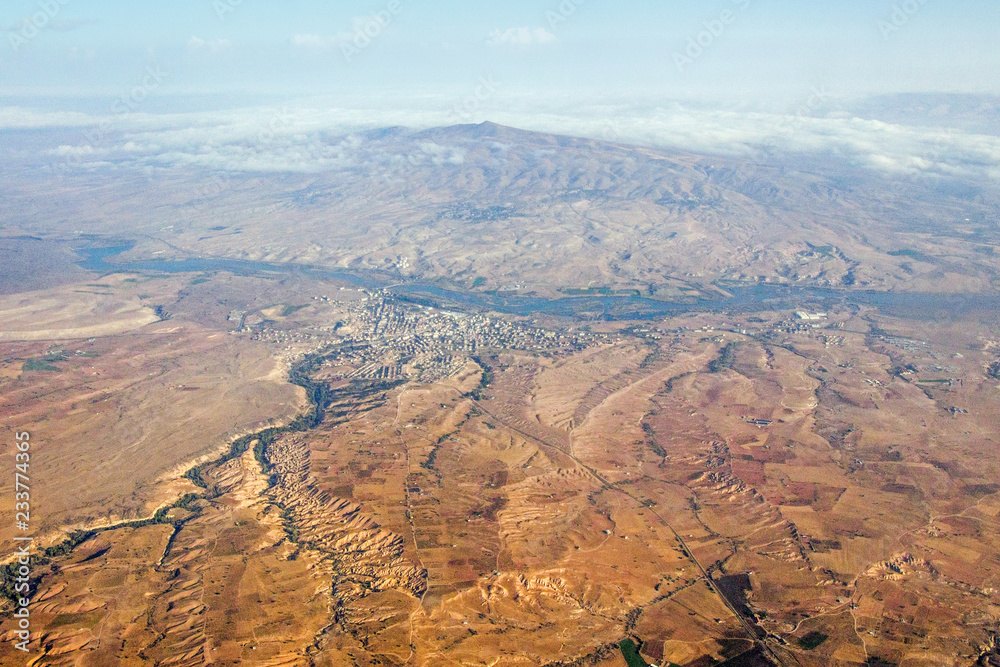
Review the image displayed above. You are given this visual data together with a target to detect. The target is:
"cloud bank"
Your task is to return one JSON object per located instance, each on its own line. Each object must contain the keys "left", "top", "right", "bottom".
{"left": 3, "top": 98, "right": 998, "bottom": 181}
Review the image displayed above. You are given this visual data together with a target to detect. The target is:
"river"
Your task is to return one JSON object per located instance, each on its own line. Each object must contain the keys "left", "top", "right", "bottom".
{"left": 75, "top": 244, "right": 1000, "bottom": 321}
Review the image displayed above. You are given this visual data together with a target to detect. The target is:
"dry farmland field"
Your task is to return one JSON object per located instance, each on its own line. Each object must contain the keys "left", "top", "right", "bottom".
{"left": 1, "top": 255, "right": 999, "bottom": 666}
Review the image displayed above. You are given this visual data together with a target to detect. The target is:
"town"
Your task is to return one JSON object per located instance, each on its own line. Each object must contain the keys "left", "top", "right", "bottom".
{"left": 245, "top": 290, "right": 611, "bottom": 383}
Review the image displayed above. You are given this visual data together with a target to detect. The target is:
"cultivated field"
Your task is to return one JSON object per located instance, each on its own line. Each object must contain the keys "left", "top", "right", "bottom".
{"left": 4, "top": 276, "right": 997, "bottom": 665}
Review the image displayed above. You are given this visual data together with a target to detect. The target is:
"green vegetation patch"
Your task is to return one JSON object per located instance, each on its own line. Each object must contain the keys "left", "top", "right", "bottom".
{"left": 23, "top": 359, "right": 60, "bottom": 372}
{"left": 44, "top": 530, "right": 97, "bottom": 559}
{"left": 887, "top": 248, "right": 935, "bottom": 263}
{"left": 561, "top": 286, "right": 643, "bottom": 297}
{"left": 562, "top": 286, "right": 613, "bottom": 296}
{"left": 808, "top": 245, "right": 835, "bottom": 256}
{"left": 799, "top": 632, "right": 829, "bottom": 650}
{"left": 468, "top": 357, "right": 493, "bottom": 400}
{"left": 708, "top": 342, "right": 740, "bottom": 374}
{"left": 280, "top": 304, "right": 309, "bottom": 317}
{"left": 48, "top": 610, "right": 105, "bottom": 629}
{"left": 619, "top": 639, "right": 649, "bottom": 667}
{"left": 472, "top": 277, "right": 486, "bottom": 287}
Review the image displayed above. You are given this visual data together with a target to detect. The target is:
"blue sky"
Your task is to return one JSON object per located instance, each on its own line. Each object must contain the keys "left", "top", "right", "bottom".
{"left": 2, "top": 0, "right": 998, "bottom": 104}
{"left": 2, "top": 2, "right": 999, "bottom": 180}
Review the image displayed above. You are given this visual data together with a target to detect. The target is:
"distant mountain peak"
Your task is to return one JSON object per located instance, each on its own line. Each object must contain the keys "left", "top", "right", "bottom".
{"left": 422, "top": 121, "right": 568, "bottom": 145}
{"left": 472, "top": 120, "right": 504, "bottom": 133}
{"left": 445, "top": 120, "right": 513, "bottom": 138}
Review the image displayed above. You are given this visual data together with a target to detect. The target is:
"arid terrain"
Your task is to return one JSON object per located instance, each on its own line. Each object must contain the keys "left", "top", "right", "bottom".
{"left": 3, "top": 123, "right": 999, "bottom": 299}
{"left": 1, "top": 123, "right": 999, "bottom": 666}
{"left": 1, "top": 262, "right": 998, "bottom": 665}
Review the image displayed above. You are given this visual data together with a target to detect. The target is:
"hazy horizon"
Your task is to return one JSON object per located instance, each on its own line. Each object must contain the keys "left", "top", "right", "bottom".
{"left": 4, "top": 1, "right": 1000, "bottom": 182}
{"left": 3, "top": 1, "right": 998, "bottom": 101}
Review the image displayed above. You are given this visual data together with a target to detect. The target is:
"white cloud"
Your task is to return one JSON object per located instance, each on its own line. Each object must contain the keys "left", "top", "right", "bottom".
{"left": 0, "top": 107, "right": 96, "bottom": 128}
{"left": 186, "top": 36, "right": 232, "bottom": 54}
{"left": 291, "top": 14, "right": 396, "bottom": 51}
{"left": 4, "top": 98, "right": 1000, "bottom": 181}
{"left": 52, "top": 144, "right": 96, "bottom": 157}
{"left": 487, "top": 27, "right": 557, "bottom": 47}
{"left": 419, "top": 141, "right": 466, "bottom": 166}
{"left": 291, "top": 33, "right": 332, "bottom": 49}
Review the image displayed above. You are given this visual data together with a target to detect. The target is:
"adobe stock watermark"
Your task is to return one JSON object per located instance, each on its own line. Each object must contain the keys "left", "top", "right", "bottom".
{"left": 61, "top": 65, "right": 168, "bottom": 170}
{"left": 213, "top": 0, "right": 246, "bottom": 21}
{"left": 9, "top": 431, "right": 33, "bottom": 653}
{"left": 447, "top": 76, "right": 499, "bottom": 124}
{"left": 7, "top": 0, "right": 72, "bottom": 53}
{"left": 256, "top": 105, "right": 294, "bottom": 145}
{"left": 545, "top": 0, "right": 589, "bottom": 31}
{"left": 783, "top": 85, "right": 831, "bottom": 132}
{"left": 341, "top": 0, "right": 403, "bottom": 63}
{"left": 760, "top": 84, "right": 832, "bottom": 158}
{"left": 600, "top": 120, "right": 623, "bottom": 143}
{"left": 878, "top": 0, "right": 931, "bottom": 39}
{"left": 674, "top": 0, "right": 753, "bottom": 74}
